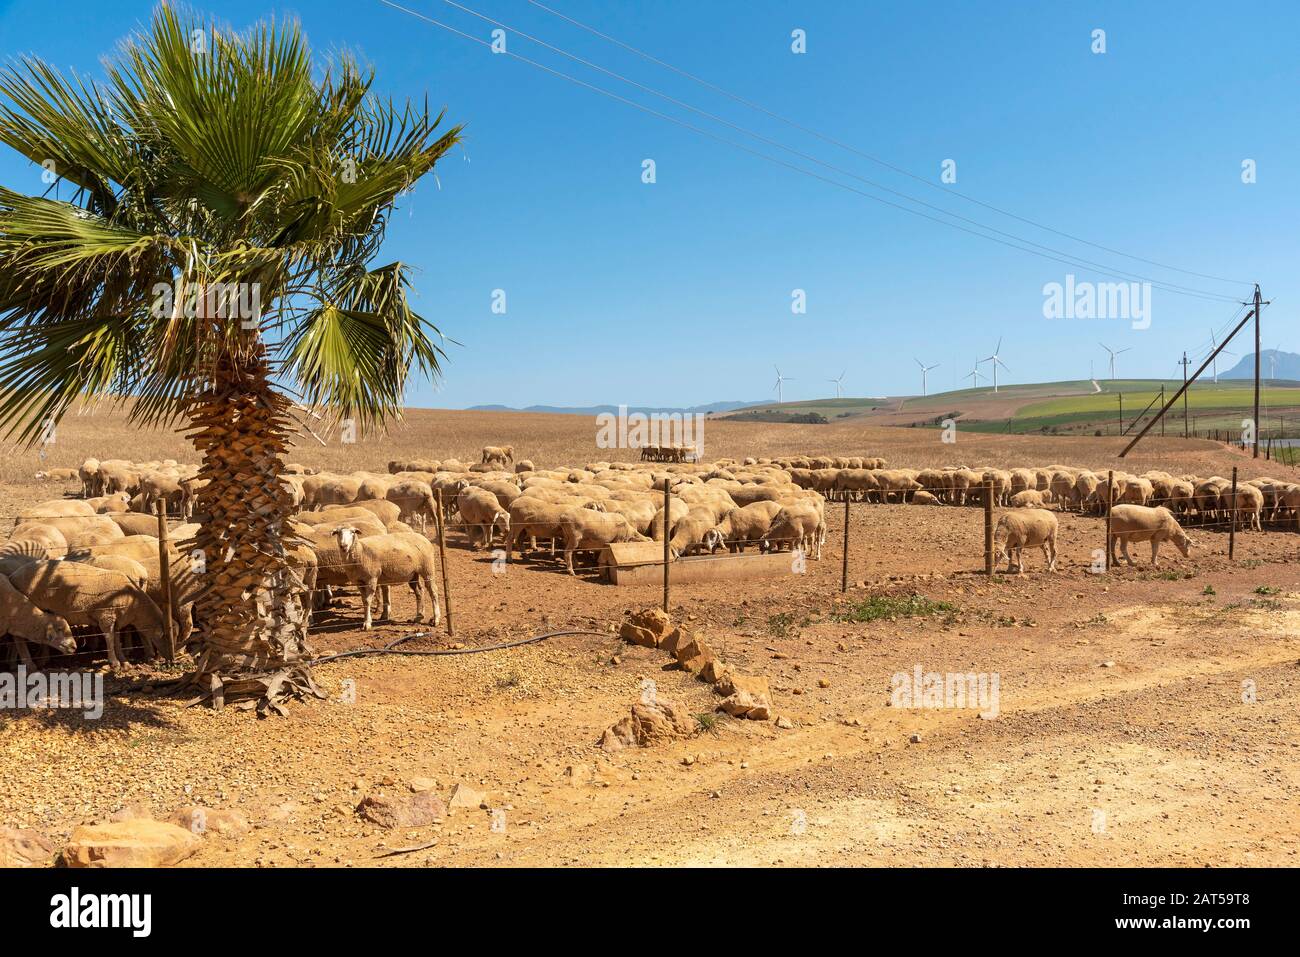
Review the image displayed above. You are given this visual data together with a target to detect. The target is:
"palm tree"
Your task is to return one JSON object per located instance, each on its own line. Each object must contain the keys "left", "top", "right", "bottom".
{"left": 0, "top": 6, "right": 460, "bottom": 708}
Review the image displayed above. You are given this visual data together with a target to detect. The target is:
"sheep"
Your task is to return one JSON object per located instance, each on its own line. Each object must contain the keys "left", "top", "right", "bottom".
{"left": 16, "top": 499, "right": 94, "bottom": 523}
{"left": 385, "top": 480, "right": 438, "bottom": 530}
{"left": 1008, "top": 489, "right": 1047, "bottom": 509}
{"left": 992, "top": 509, "right": 1058, "bottom": 575}
{"left": 109, "top": 513, "right": 161, "bottom": 537}
{"left": 323, "top": 527, "right": 441, "bottom": 630}
{"left": 79, "top": 457, "right": 102, "bottom": 498}
{"left": 456, "top": 487, "right": 511, "bottom": 549}
{"left": 480, "top": 445, "right": 515, "bottom": 468}
{"left": 0, "top": 575, "right": 77, "bottom": 669}
{"left": 1224, "top": 484, "right": 1265, "bottom": 532}
{"left": 667, "top": 507, "right": 719, "bottom": 558}
{"left": 1107, "top": 504, "right": 1196, "bottom": 567}
{"left": 1049, "top": 471, "right": 1076, "bottom": 510}
{"left": 701, "top": 501, "right": 783, "bottom": 553}
{"left": 556, "top": 508, "right": 649, "bottom": 575}
{"left": 10, "top": 560, "right": 168, "bottom": 669}
{"left": 17, "top": 516, "right": 123, "bottom": 550}
{"left": 3, "top": 524, "right": 68, "bottom": 560}
{"left": 507, "top": 497, "right": 572, "bottom": 558}
{"left": 761, "top": 504, "right": 825, "bottom": 560}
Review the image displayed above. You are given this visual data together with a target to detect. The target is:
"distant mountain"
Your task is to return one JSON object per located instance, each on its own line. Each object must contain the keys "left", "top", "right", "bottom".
{"left": 1221, "top": 350, "right": 1300, "bottom": 380}
{"left": 464, "top": 400, "right": 767, "bottom": 416}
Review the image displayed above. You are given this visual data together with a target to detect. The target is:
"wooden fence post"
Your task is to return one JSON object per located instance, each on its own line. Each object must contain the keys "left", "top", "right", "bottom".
{"left": 662, "top": 479, "right": 671, "bottom": 613}
{"left": 434, "top": 490, "right": 454, "bottom": 636}
{"left": 1228, "top": 467, "right": 1238, "bottom": 560}
{"left": 841, "top": 495, "right": 850, "bottom": 593}
{"left": 1104, "top": 470, "right": 1113, "bottom": 573}
{"left": 155, "top": 499, "right": 176, "bottom": 664}
{"left": 984, "top": 481, "right": 994, "bottom": 576}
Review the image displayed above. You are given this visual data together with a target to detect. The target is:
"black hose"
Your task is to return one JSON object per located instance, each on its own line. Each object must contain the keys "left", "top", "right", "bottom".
{"left": 307, "top": 628, "right": 612, "bottom": 666}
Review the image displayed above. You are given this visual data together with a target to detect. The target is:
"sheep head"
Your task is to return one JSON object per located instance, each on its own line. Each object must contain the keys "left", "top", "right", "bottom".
{"left": 43, "top": 615, "right": 77, "bottom": 655}
{"left": 332, "top": 525, "right": 361, "bottom": 556}
{"left": 701, "top": 528, "right": 725, "bottom": 553}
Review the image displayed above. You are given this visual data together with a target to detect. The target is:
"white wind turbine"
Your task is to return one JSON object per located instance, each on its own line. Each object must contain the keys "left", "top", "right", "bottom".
{"left": 1099, "top": 342, "right": 1130, "bottom": 380}
{"left": 1209, "top": 330, "right": 1236, "bottom": 384}
{"left": 914, "top": 357, "right": 940, "bottom": 396}
{"left": 963, "top": 362, "right": 987, "bottom": 389}
{"left": 980, "top": 337, "right": 1009, "bottom": 392}
{"left": 826, "top": 369, "right": 846, "bottom": 399}
{"left": 772, "top": 366, "right": 794, "bottom": 404}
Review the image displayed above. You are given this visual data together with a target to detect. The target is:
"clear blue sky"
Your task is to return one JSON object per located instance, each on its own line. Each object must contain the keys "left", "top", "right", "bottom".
{"left": 2, "top": 0, "right": 1296, "bottom": 408}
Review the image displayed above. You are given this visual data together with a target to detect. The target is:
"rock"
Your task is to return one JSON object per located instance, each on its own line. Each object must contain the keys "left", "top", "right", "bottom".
{"left": 659, "top": 626, "right": 691, "bottom": 656}
{"left": 447, "top": 783, "right": 487, "bottom": 811}
{"left": 717, "top": 673, "right": 770, "bottom": 700}
{"left": 356, "top": 791, "right": 447, "bottom": 829}
{"left": 700, "top": 658, "right": 730, "bottom": 684}
{"left": 817, "top": 678, "right": 831, "bottom": 688}
{"left": 62, "top": 820, "right": 201, "bottom": 868}
{"left": 909, "top": 733, "right": 923, "bottom": 744}
{"left": 169, "top": 805, "right": 250, "bottom": 838}
{"left": 674, "top": 633, "right": 716, "bottom": 673}
{"left": 621, "top": 609, "right": 672, "bottom": 647}
{"left": 409, "top": 776, "right": 437, "bottom": 793}
{"left": 776, "top": 716, "right": 795, "bottom": 730}
{"left": 599, "top": 697, "right": 697, "bottom": 750}
{"left": 619, "top": 625, "right": 658, "bottom": 648}
{"left": 108, "top": 801, "right": 152, "bottom": 822}
{"left": 0, "top": 826, "right": 55, "bottom": 868}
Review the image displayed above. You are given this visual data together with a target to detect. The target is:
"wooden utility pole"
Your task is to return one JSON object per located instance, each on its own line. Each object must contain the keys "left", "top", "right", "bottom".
{"left": 1118, "top": 393, "right": 1123, "bottom": 435}
{"left": 1180, "top": 352, "right": 1190, "bottom": 437}
{"left": 1119, "top": 305, "right": 1257, "bottom": 457}
{"left": 1253, "top": 285, "right": 1263, "bottom": 458}
{"left": 1160, "top": 386, "right": 1165, "bottom": 437}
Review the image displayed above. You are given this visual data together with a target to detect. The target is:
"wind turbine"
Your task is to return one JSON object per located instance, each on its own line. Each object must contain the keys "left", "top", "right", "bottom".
{"left": 1208, "top": 330, "right": 1236, "bottom": 384}
{"left": 1267, "top": 343, "right": 1280, "bottom": 380}
{"left": 914, "top": 358, "right": 940, "bottom": 396}
{"left": 1099, "top": 342, "right": 1130, "bottom": 380}
{"left": 826, "top": 369, "right": 846, "bottom": 399}
{"left": 963, "top": 363, "right": 987, "bottom": 389}
{"left": 980, "top": 338, "right": 1009, "bottom": 392}
{"left": 772, "top": 366, "right": 794, "bottom": 404}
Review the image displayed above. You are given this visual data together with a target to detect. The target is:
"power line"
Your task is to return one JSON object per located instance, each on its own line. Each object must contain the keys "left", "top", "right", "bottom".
{"left": 380, "top": 1, "right": 1242, "bottom": 304}
{"left": 432, "top": 0, "right": 1241, "bottom": 303}
{"left": 528, "top": 0, "right": 1256, "bottom": 290}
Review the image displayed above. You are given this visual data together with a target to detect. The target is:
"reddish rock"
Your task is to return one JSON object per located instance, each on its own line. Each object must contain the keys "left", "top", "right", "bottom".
{"left": 356, "top": 791, "right": 447, "bottom": 828}
{"left": 62, "top": 820, "right": 201, "bottom": 868}
{"left": 0, "top": 826, "right": 54, "bottom": 868}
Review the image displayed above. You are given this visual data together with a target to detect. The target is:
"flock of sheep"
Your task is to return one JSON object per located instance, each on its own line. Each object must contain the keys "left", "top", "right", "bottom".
{"left": 0, "top": 448, "right": 1291, "bottom": 670}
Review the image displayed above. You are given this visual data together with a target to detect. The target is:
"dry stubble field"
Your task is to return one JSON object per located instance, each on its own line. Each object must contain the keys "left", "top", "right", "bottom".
{"left": 2, "top": 407, "right": 1298, "bottom": 867}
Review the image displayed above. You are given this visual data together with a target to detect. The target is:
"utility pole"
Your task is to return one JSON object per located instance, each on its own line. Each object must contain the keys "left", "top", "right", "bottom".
{"left": 1160, "top": 385, "right": 1165, "bottom": 437}
{"left": 1253, "top": 284, "right": 1263, "bottom": 458}
{"left": 1180, "top": 352, "right": 1190, "bottom": 437}
{"left": 1118, "top": 393, "right": 1123, "bottom": 435}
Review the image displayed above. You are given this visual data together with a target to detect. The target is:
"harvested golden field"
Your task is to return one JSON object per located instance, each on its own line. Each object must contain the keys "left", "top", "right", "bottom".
{"left": 2, "top": 407, "right": 1298, "bottom": 868}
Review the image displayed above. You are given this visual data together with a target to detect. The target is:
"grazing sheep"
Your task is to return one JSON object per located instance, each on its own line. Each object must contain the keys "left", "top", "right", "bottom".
{"left": 79, "top": 458, "right": 102, "bottom": 498}
{"left": 385, "top": 480, "right": 438, "bottom": 530}
{"left": 667, "top": 507, "right": 718, "bottom": 559}
{"left": 0, "top": 575, "right": 77, "bottom": 669}
{"left": 456, "top": 487, "right": 511, "bottom": 549}
{"left": 480, "top": 445, "right": 515, "bottom": 468}
{"left": 1224, "top": 484, "right": 1265, "bottom": 533}
{"left": 556, "top": 509, "right": 649, "bottom": 575}
{"left": 1107, "top": 504, "right": 1196, "bottom": 567}
{"left": 761, "top": 504, "right": 825, "bottom": 560}
{"left": 324, "top": 527, "right": 441, "bottom": 630}
{"left": 1008, "top": 489, "right": 1047, "bottom": 509}
{"left": 10, "top": 561, "right": 167, "bottom": 669}
{"left": 16, "top": 499, "right": 94, "bottom": 523}
{"left": 702, "top": 501, "right": 783, "bottom": 553}
{"left": 992, "top": 509, "right": 1058, "bottom": 575}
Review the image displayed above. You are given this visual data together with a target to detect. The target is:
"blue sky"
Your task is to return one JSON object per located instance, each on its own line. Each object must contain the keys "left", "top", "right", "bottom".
{"left": 1, "top": 0, "right": 1296, "bottom": 408}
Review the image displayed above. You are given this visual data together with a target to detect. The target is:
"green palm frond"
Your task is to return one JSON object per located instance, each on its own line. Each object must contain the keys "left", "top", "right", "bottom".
{"left": 0, "top": 3, "right": 462, "bottom": 445}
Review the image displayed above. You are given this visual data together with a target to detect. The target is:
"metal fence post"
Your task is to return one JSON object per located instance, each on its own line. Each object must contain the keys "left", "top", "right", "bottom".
{"left": 434, "top": 490, "right": 454, "bottom": 636}
{"left": 984, "top": 481, "right": 994, "bottom": 576}
{"left": 1104, "top": 470, "right": 1114, "bottom": 573}
{"left": 1228, "top": 467, "right": 1238, "bottom": 560}
{"left": 155, "top": 499, "right": 176, "bottom": 663}
{"left": 841, "top": 495, "right": 850, "bottom": 593}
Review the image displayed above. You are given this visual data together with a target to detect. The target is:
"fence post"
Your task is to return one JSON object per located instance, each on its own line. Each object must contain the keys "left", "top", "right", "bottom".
{"left": 984, "top": 481, "right": 994, "bottom": 576}
{"left": 1228, "top": 467, "right": 1238, "bottom": 560}
{"left": 155, "top": 499, "right": 176, "bottom": 664}
{"left": 1104, "top": 470, "right": 1113, "bottom": 573}
{"left": 662, "top": 479, "right": 671, "bottom": 613}
{"left": 841, "top": 495, "right": 850, "bottom": 593}
{"left": 434, "top": 490, "right": 454, "bottom": 636}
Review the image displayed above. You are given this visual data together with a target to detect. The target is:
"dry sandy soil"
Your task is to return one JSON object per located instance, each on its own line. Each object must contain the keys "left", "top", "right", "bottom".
{"left": 2, "top": 409, "right": 1298, "bottom": 867}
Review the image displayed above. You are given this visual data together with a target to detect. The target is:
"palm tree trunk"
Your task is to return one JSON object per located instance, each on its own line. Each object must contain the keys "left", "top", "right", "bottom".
{"left": 182, "top": 351, "right": 323, "bottom": 713}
